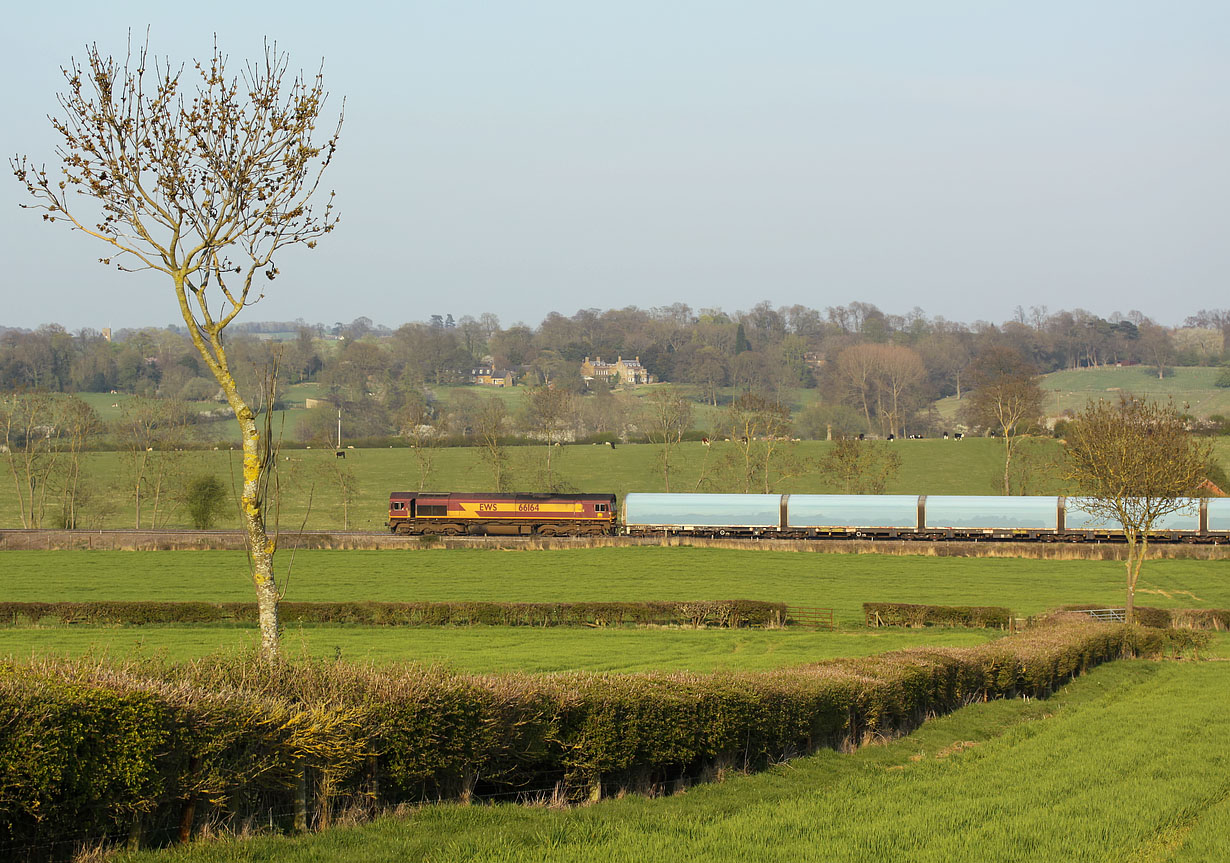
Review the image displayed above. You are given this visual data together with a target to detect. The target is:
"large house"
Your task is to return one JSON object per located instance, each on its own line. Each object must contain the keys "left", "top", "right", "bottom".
{"left": 580, "top": 356, "right": 651, "bottom": 386}
{"left": 470, "top": 366, "right": 515, "bottom": 387}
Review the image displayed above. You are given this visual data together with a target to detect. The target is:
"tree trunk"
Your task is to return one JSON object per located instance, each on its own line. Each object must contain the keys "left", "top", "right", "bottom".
{"left": 1125, "top": 534, "right": 1138, "bottom": 625}
{"left": 1002, "top": 433, "right": 1012, "bottom": 496}
{"left": 228, "top": 393, "right": 280, "bottom": 660}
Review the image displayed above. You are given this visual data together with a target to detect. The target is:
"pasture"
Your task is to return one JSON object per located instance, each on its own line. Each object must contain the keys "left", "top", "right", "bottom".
{"left": 3, "top": 547, "right": 1228, "bottom": 670}
{"left": 0, "top": 625, "right": 1002, "bottom": 671}
{"left": 118, "top": 660, "right": 1230, "bottom": 863}
{"left": 6, "top": 547, "right": 1229, "bottom": 618}
{"left": 0, "top": 436, "right": 1056, "bottom": 530}
{"left": 936, "top": 365, "right": 1230, "bottom": 421}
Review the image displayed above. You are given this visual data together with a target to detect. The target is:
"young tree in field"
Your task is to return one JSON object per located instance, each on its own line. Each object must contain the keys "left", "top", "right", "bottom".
{"left": 817, "top": 438, "right": 901, "bottom": 494}
{"left": 521, "top": 386, "right": 576, "bottom": 490}
{"left": 0, "top": 392, "right": 74, "bottom": 528}
{"left": 13, "top": 40, "right": 342, "bottom": 659}
{"left": 116, "top": 396, "right": 191, "bottom": 528}
{"left": 472, "top": 396, "right": 512, "bottom": 491}
{"left": 642, "top": 386, "right": 693, "bottom": 491}
{"left": 962, "top": 347, "right": 1045, "bottom": 495}
{"left": 722, "top": 391, "right": 795, "bottom": 493}
{"left": 1063, "top": 397, "right": 1212, "bottom": 624}
{"left": 184, "top": 474, "right": 229, "bottom": 529}
{"left": 54, "top": 395, "right": 102, "bottom": 529}
{"left": 396, "top": 392, "right": 439, "bottom": 491}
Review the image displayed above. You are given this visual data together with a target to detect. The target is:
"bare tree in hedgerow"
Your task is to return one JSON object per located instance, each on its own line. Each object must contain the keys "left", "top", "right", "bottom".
{"left": 13, "top": 39, "right": 342, "bottom": 660}
{"left": 1063, "top": 396, "right": 1212, "bottom": 625}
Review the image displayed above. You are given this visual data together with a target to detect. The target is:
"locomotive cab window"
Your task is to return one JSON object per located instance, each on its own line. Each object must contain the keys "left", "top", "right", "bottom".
{"left": 595, "top": 503, "right": 609, "bottom": 512}
{"left": 392, "top": 502, "right": 405, "bottom": 511}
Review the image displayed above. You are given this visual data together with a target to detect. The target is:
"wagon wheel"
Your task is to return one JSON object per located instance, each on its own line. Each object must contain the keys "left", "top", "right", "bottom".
{"left": 441, "top": 526, "right": 462, "bottom": 536}
{"left": 537, "top": 526, "right": 558, "bottom": 537}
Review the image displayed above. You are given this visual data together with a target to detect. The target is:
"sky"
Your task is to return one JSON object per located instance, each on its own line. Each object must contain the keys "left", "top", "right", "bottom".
{"left": 3, "top": 1, "right": 1228, "bottom": 332}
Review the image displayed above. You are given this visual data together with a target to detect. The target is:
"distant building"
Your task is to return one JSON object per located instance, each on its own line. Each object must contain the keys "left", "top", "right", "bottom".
{"left": 580, "top": 356, "right": 651, "bottom": 386}
{"left": 471, "top": 367, "right": 515, "bottom": 387}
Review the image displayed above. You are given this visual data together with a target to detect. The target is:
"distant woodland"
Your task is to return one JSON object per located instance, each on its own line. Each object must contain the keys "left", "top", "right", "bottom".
{"left": 2, "top": 303, "right": 1229, "bottom": 448}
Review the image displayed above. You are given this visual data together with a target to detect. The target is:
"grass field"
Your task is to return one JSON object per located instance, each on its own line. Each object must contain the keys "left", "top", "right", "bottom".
{"left": 6, "top": 548, "right": 1229, "bottom": 617}
{"left": 937, "top": 365, "right": 1230, "bottom": 421}
{"left": 119, "top": 659, "right": 1230, "bottom": 863}
{"left": 0, "top": 437, "right": 1062, "bottom": 530}
{"left": 0, "top": 625, "right": 1005, "bottom": 671}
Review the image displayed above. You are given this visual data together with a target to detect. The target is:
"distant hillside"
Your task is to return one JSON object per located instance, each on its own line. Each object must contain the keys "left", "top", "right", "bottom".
{"left": 935, "top": 366, "right": 1230, "bottom": 422}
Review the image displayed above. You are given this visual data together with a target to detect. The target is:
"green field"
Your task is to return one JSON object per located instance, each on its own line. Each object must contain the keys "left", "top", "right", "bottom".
{"left": 3, "top": 547, "right": 1226, "bottom": 671}
{"left": 120, "top": 660, "right": 1230, "bottom": 863}
{"left": 0, "top": 625, "right": 1004, "bottom": 671}
{"left": 0, "top": 437, "right": 1061, "bottom": 530}
{"left": 6, "top": 548, "right": 1227, "bottom": 619}
{"left": 937, "top": 365, "right": 1230, "bottom": 421}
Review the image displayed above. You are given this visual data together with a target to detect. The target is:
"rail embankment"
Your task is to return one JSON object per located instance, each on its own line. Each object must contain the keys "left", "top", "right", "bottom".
{"left": 1, "top": 529, "right": 1227, "bottom": 559}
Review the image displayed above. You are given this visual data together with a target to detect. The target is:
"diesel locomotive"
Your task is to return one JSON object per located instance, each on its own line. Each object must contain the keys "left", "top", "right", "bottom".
{"left": 387, "top": 492, "right": 616, "bottom": 536}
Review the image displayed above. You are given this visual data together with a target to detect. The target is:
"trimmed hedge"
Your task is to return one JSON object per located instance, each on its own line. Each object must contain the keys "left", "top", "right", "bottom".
{"left": 0, "top": 600, "right": 786, "bottom": 629}
{"left": 863, "top": 602, "right": 1011, "bottom": 629}
{"left": 0, "top": 621, "right": 1175, "bottom": 857}
{"left": 1059, "top": 605, "right": 1173, "bottom": 629}
{"left": 1168, "top": 608, "right": 1230, "bottom": 630}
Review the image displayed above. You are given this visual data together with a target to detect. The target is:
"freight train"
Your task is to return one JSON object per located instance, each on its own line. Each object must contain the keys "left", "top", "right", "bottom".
{"left": 621, "top": 493, "right": 1230, "bottom": 542}
{"left": 388, "top": 492, "right": 1230, "bottom": 542}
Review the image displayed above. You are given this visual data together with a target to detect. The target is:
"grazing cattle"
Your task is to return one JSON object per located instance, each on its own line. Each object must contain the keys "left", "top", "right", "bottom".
{"left": 606, "top": 440, "right": 616, "bottom": 449}
{"left": 887, "top": 434, "right": 895, "bottom": 441}
{"left": 954, "top": 432, "right": 964, "bottom": 440}
{"left": 701, "top": 437, "right": 711, "bottom": 447}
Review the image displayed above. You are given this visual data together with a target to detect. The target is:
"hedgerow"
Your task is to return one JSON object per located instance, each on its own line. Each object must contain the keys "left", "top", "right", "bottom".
{"left": 0, "top": 600, "right": 786, "bottom": 629}
{"left": 0, "top": 621, "right": 1182, "bottom": 858}
{"left": 863, "top": 602, "right": 1011, "bottom": 629}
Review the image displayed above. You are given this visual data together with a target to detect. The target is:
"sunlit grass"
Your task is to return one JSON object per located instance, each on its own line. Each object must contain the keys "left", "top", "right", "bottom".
{"left": 119, "top": 660, "right": 1230, "bottom": 863}
{"left": 4, "top": 548, "right": 1227, "bottom": 624}
{"left": 0, "top": 624, "right": 1001, "bottom": 672}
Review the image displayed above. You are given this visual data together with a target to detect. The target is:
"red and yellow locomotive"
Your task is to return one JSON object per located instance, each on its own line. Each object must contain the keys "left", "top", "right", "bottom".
{"left": 388, "top": 492, "right": 616, "bottom": 536}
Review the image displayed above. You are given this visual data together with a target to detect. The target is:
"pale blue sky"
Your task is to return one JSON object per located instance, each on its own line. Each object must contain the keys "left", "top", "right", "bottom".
{"left": 4, "top": 1, "right": 1228, "bottom": 331}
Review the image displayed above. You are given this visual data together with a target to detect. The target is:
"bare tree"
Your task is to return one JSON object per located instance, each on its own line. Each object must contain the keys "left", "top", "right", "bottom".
{"left": 874, "top": 344, "right": 926, "bottom": 438}
{"left": 13, "top": 39, "right": 342, "bottom": 659}
{"left": 1, "top": 393, "right": 67, "bottom": 528}
{"left": 1137, "top": 322, "right": 1173, "bottom": 380}
{"left": 722, "top": 391, "right": 795, "bottom": 493}
{"left": 396, "top": 392, "right": 439, "bottom": 491}
{"left": 307, "top": 455, "right": 359, "bottom": 530}
{"left": 472, "top": 396, "right": 511, "bottom": 491}
{"left": 55, "top": 395, "right": 102, "bottom": 529}
{"left": 962, "top": 347, "right": 1045, "bottom": 495}
{"left": 817, "top": 438, "right": 901, "bottom": 494}
{"left": 116, "top": 396, "right": 191, "bottom": 528}
{"left": 1063, "top": 397, "right": 1212, "bottom": 624}
{"left": 835, "top": 344, "right": 878, "bottom": 431}
{"left": 521, "top": 386, "right": 576, "bottom": 490}
{"left": 642, "top": 387, "right": 693, "bottom": 491}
